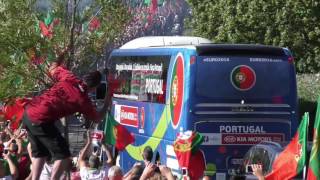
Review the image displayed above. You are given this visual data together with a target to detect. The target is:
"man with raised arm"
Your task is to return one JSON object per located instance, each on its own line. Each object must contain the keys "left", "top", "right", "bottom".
{"left": 78, "top": 130, "right": 113, "bottom": 180}
{"left": 22, "top": 61, "right": 109, "bottom": 180}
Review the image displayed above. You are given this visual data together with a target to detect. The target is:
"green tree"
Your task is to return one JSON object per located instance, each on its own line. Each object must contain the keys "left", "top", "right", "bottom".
{"left": 0, "top": 0, "right": 130, "bottom": 100}
{"left": 186, "top": 0, "right": 320, "bottom": 73}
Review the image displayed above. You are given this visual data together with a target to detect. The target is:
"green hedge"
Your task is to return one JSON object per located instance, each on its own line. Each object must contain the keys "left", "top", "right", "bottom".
{"left": 297, "top": 74, "right": 320, "bottom": 102}
{"left": 297, "top": 73, "right": 320, "bottom": 138}
{"left": 297, "top": 73, "right": 320, "bottom": 116}
{"left": 297, "top": 73, "right": 319, "bottom": 113}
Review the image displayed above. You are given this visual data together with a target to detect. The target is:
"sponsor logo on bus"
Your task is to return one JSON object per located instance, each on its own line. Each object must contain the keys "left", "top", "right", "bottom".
{"left": 202, "top": 133, "right": 284, "bottom": 145}
{"left": 115, "top": 105, "right": 139, "bottom": 127}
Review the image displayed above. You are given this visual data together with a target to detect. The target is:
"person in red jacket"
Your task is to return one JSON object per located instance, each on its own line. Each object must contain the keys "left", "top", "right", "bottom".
{"left": 22, "top": 62, "right": 109, "bottom": 180}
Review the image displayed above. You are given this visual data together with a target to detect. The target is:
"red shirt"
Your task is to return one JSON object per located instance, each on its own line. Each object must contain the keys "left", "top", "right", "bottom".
{"left": 26, "top": 66, "right": 99, "bottom": 124}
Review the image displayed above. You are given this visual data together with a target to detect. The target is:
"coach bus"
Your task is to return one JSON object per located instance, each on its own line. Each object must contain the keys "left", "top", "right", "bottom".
{"left": 106, "top": 36, "right": 298, "bottom": 179}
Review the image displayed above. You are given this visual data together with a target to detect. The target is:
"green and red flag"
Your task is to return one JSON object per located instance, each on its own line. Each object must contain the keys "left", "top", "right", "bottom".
{"left": 170, "top": 54, "right": 184, "bottom": 128}
{"left": 39, "top": 21, "right": 54, "bottom": 39}
{"left": 88, "top": 17, "right": 101, "bottom": 32}
{"left": 307, "top": 98, "right": 320, "bottom": 180}
{"left": 265, "top": 112, "right": 309, "bottom": 180}
{"left": 44, "top": 11, "right": 54, "bottom": 26}
{"left": 150, "top": 0, "right": 158, "bottom": 13}
{"left": 173, "top": 131, "right": 204, "bottom": 168}
{"left": 2, "top": 99, "right": 29, "bottom": 130}
{"left": 144, "top": 0, "right": 151, "bottom": 5}
{"left": 36, "top": 11, "right": 60, "bottom": 39}
{"left": 104, "top": 114, "right": 135, "bottom": 151}
{"left": 188, "top": 150, "right": 206, "bottom": 180}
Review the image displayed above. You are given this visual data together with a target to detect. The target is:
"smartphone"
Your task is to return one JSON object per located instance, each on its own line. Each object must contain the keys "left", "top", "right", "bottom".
{"left": 246, "top": 165, "right": 253, "bottom": 173}
{"left": 4, "top": 149, "right": 8, "bottom": 154}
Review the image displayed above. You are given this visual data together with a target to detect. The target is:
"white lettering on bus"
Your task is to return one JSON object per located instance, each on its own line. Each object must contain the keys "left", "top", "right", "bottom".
{"left": 116, "top": 63, "right": 163, "bottom": 72}
{"left": 145, "top": 78, "right": 164, "bottom": 94}
{"left": 120, "top": 110, "right": 137, "bottom": 120}
{"left": 249, "top": 58, "right": 282, "bottom": 62}
{"left": 116, "top": 64, "right": 133, "bottom": 71}
{"left": 203, "top": 57, "right": 229, "bottom": 62}
{"left": 247, "top": 136, "right": 272, "bottom": 142}
{"left": 219, "top": 126, "right": 266, "bottom": 133}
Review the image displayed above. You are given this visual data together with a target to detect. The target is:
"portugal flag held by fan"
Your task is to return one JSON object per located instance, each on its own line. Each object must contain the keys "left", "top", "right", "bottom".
{"left": 307, "top": 98, "right": 320, "bottom": 180}
{"left": 265, "top": 112, "right": 309, "bottom": 180}
{"left": 103, "top": 114, "right": 135, "bottom": 151}
{"left": 3, "top": 99, "right": 29, "bottom": 130}
{"left": 173, "top": 131, "right": 204, "bottom": 168}
{"left": 174, "top": 131, "right": 205, "bottom": 179}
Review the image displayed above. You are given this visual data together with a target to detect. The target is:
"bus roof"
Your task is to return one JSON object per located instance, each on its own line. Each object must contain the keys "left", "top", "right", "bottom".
{"left": 120, "top": 36, "right": 212, "bottom": 49}
{"left": 196, "top": 44, "right": 289, "bottom": 56}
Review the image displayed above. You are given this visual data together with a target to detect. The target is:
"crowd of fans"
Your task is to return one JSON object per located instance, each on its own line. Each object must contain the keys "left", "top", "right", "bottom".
{"left": 0, "top": 121, "right": 267, "bottom": 180}
{"left": 112, "top": 0, "right": 189, "bottom": 48}
{"left": 0, "top": 123, "right": 30, "bottom": 180}
{"left": 0, "top": 1, "right": 268, "bottom": 179}
{"left": 0, "top": 121, "right": 208, "bottom": 180}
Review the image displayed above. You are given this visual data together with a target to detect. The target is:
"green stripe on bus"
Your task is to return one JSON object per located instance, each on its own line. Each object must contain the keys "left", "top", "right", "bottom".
{"left": 125, "top": 106, "right": 171, "bottom": 160}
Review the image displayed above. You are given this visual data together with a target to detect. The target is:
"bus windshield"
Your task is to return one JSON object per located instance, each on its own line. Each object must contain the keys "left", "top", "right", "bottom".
{"left": 196, "top": 56, "right": 291, "bottom": 100}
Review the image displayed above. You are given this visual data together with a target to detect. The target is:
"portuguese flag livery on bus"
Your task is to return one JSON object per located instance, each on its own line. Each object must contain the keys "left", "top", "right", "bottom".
{"left": 307, "top": 98, "right": 320, "bottom": 180}
{"left": 231, "top": 65, "right": 256, "bottom": 91}
{"left": 265, "top": 112, "right": 309, "bottom": 180}
{"left": 104, "top": 114, "right": 135, "bottom": 151}
{"left": 170, "top": 53, "right": 184, "bottom": 128}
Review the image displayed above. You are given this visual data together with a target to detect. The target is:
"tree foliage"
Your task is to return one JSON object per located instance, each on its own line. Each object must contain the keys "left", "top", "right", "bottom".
{"left": 0, "top": 0, "right": 130, "bottom": 100}
{"left": 186, "top": 0, "right": 320, "bottom": 73}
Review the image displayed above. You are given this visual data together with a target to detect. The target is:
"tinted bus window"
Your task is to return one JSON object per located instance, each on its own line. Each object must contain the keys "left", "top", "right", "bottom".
{"left": 108, "top": 55, "right": 170, "bottom": 103}
{"left": 196, "top": 56, "right": 290, "bottom": 99}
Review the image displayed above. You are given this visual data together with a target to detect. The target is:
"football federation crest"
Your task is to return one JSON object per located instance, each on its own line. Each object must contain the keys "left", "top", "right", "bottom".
{"left": 231, "top": 65, "right": 256, "bottom": 91}
{"left": 171, "top": 76, "right": 178, "bottom": 106}
{"left": 174, "top": 140, "right": 192, "bottom": 152}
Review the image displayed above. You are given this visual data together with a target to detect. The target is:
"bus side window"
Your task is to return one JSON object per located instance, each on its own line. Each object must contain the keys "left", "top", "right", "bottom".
{"left": 108, "top": 55, "right": 169, "bottom": 104}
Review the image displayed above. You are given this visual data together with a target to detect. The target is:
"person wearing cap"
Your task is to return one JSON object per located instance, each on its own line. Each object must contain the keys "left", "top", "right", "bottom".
{"left": 78, "top": 130, "right": 112, "bottom": 180}
{"left": 252, "top": 164, "right": 265, "bottom": 180}
{"left": 22, "top": 62, "right": 109, "bottom": 180}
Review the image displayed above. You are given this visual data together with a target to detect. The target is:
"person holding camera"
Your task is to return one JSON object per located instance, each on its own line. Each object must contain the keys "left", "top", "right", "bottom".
{"left": 21, "top": 61, "right": 109, "bottom": 180}
{"left": 78, "top": 130, "right": 113, "bottom": 180}
{"left": 0, "top": 150, "right": 18, "bottom": 180}
{"left": 252, "top": 164, "right": 265, "bottom": 180}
